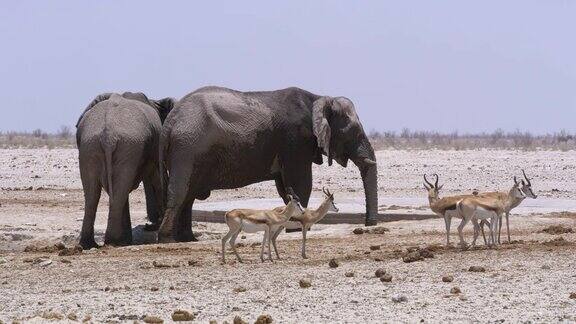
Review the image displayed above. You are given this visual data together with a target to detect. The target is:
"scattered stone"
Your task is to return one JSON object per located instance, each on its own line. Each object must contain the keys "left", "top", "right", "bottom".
{"left": 450, "top": 286, "right": 461, "bottom": 294}
{"left": 233, "top": 286, "right": 247, "bottom": 293}
{"left": 152, "top": 261, "right": 172, "bottom": 268}
{"left": 42, "top": 311, "right": 64, "bottom": 320}
{"left": 442, "top": 275, "right": 454, "bottom": 283}
{"left": 188, "top": 260, "right": 198, "bottom": 266}
{"left": 570, "top": 292, "right": 576, "bottom": 299}
{"left": 345, "top": 271, "right": 355, "bottom": 277}
{"left": 369, "top": 245, "right": 381, "bottom": 251}
{"left": 299, "top": 278, "right": 312, "bottom": 288}
{"left": 233, "top": 315, "right": 247, "bottom": 324}
{"left": 459, "top": 294, "right": 468, "bottom": 301}
{"left": 254, "top": 314, "right": 273, "bottom": 324}
{"left": 104, "top": 286, "right": 110, "bottom": 292}
{"left": 328, "top": 258, "right": 339, "bottom": 268}
{"left": 58, "top": 245, "right": 83, "bottom": 256}
{"left": 402, "top": 251, "right": 424, "bottom": 263}
{"left": 352, "top": 228, "right": 365, "bottom": 235}
{"left": 24, "top": 242, "right": 65, "bottom": 253}
{"left": 151, "top": 286, "right": 159, "bottom": 292}
{"left": 541, "top": 265, "right": 551, "bottom": 270}
{"left": 539, "top": 225, "right": 573, "bottom": 235}
{"left": 143, "top": 315, "right": 164, "bottom": 323}
{"left": 67, "top": 313, "right": 78, "bottom": 321}
{"left": 60, "top": 259, "right": 72, "bottom": 264}
{"left": 380, "top": 274, "right": 393, "bottom": 282}
{"left": 83, "top": 315, "right": 92, "bottom": 322}
{"left": 418, "top": 247, "right": 434, "bottom": 259}
{"left": 468, "top": 266, "right": 486, "bottom": 272}
{"left": 391, "top": 294, "right": 407, "bottom": 303}
{"left": 209, "top": 320, "right": 217, "bottom": 324}
{"left": 367, "top": 226, "right": 390, "bottom": 234}
{"left": 375, "top": 268, "right": 387, "bottom": 278}
{"left": 172, "top": 310, "right": 194, "bottom": 322}
{"left": 543, "top": 237, "right": 571, "bottom": 246}
{"left": 38, "top": 259, "right": 53, "bottom": 267}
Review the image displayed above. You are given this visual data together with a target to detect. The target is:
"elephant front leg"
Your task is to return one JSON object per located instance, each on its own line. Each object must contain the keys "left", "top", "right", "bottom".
{"left": 175, "top": 198, "right": 197, "bottom": 242}
{"left": 143, "top": 178, "right": 161, "bottom": 231}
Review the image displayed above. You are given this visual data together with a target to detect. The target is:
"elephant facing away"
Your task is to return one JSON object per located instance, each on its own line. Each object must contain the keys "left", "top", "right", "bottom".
{"left": 76, "top": 92, "right": 175, "bottom": 249}
{"left": 158, "top": 86, "right": 378, "bottom": 243}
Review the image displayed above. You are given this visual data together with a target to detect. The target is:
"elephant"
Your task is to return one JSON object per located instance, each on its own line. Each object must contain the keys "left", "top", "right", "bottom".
{"left": 157, "top": 86, "right": 378, "bottom": 243}
{"left": 76, "top": 91, "right": 175, "bottom": 249}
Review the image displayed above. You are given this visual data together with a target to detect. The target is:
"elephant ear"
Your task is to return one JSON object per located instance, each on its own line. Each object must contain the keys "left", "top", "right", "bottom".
{"left": 152, "top": 97, "right": 176, "bottom": 123}
{"left": 312, "top": 96, "right": 333, "bottom": 166}
{"left": 76, "top": 92, "right": 113, "bottom": 128}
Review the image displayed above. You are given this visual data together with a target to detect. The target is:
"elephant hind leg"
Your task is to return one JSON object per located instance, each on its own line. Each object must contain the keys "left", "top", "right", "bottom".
{"left": 143, "top": 169, "right": 163, "bottom": 230}
{"left": 79, "top": 171, "right": 102, "bottom": 250}
{"left": 175, "top": 196, "right": 197, "bottom": 242}
{"left": 104, "top": 165, "right": 138, "bottom": 246}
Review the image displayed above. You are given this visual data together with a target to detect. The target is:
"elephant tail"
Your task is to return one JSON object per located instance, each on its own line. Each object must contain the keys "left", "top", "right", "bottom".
{"left": 100, "top": 127, "right": 117, "bottom": 203}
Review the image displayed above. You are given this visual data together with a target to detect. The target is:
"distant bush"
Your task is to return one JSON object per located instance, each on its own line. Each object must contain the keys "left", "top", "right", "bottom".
{"left": 368, "top": 128, "right": 576, "bottom": 151}
{"left": 0, "top": 125, "right": 76, "bottom": 149}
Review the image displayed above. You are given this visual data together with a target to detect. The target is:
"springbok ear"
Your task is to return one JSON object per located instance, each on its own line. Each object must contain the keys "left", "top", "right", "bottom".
{"left": 312, "top": 97, "right": 333, "bottom": 166}
{"left": 423, "top": 183, "right": 431, "bottom": 190}
{"left": 438, "top": 184, "right": 444, "bottom": 190}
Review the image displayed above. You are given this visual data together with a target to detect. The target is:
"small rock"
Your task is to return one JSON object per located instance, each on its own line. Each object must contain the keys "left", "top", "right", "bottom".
{"left": 104, "top": 286, "right": 110, "bottom": 292}
{"left": 375, "top": 268, "right": 386, "bottom": 278}
{"left": 42, "top": 311, "right": 64, "bottom": 320}
{"left": 233, "top": 286, "right": 247, "bottom": 293}
{"left": 209, "top": 321, "right": 217, "bottom": 324}
{"left": 299, "top": 278, "right": 312, "bottom": 288}
{"left": 352, "top": 228, "right": 365, "bottom": 235}
{"left": 570, "top": 292, "right": 576, "bottom": 299}
{"left": 172, "top": 310, "right": 194, "bottom": 321}
{"left": 367, "top": 226, "right": 390, "bottom": 234}
{"left": 541, "top": 265, "right": 551, "bottom": 270}
{"left": 254, "top": 314, "right": 273, "bottom": 324}
{"left": 380, "top": 274, "right": 393, "bottom": 282}
{"left": 38, "top": 259, "right": 53, "bottom": 267}
{"left": 83, "top": 315, "right": 92, "bottom": 322}
{"left": 468, "top": 266, "right": 486, "bottom": 272}
{"left": 328, "top": 258, "right": 339, "bottom": 268}
{"left": 459, "top": 294, "right": 468, "bottom": 301}
{"left": 60, "top": 259, "right": 72, "bottom": 264}
{"left": 345, "top": 271, "right": 355, "bottom": 277}
{"left": 442, "top": 275, "right": 454, "bottom": 282}
{"left": 150, "top": 286, "right": 159, "bottom": 292}
{"left": 391, "top": 294, "right": 407, "bottom": 303}
{"left": 418, "top": 248, "right": 434, "bottom": 259}
{"left": 369, "top": 245, "right": 381, "bottom": 251}
{"left": 187, "top": 260, "right": 198, "bottom": 266}
{"left": 152, "top": 261, "right": 172, "bottom": 268}
{"left": 402, "top": 251, "right": 423, "bottom": 263}
{"left": 233, "top": 316, "right": 247, "bottom": 324}
{"left": 450, "top": 286, "right": 461, "bottom": 294}
{"left": 143, "top": 315, "right": 164, "bottom": 323}
{"left": 67, "top": 313, "right": 78, "bottom": 321}
{"left": 58, "top": 245, "right": 83, "bottom": 256}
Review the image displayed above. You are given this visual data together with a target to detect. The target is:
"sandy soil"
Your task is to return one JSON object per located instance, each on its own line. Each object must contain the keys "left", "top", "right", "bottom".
{"left": 1, "top": 148, "right": 576, "bottom": 323}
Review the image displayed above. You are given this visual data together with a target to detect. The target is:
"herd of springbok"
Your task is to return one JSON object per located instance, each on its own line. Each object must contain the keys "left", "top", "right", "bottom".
{"left": 425, "top": 170, "right": 537, "bottom": 248}
{"left": 222, "top": 171, "right": 537, "bottom": 262}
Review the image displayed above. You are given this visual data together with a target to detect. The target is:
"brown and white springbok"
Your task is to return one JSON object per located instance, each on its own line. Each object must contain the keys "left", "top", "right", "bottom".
{"left": 221, "top": 194, "right": 304, "bottom": 263}
{"left": 270, "top": 188, "right": 339, "bottom": 259}
{"left": 477, "top": 170, "right": 537, "bottom": 244}
{"left": 424, "top": 174, "right": 473, "bottom": 246}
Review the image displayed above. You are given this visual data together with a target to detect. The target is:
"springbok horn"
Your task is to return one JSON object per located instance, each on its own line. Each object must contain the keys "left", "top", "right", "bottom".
{"left": 363, "top": 158, "right": 377, "bottom": 165}
{"left": 424, "top": 174, "right": 433, "bottom": 188}
{"left": 322, "top": 187, "right": 328, "bottom": 196}
{"left": 514, "top": 176, "right": 518, "bottom": 185}
{"left": 434, "top": 174, "right": 439, "bottom": 189}
{"left": 522, "top": 169, "right": 531, "bottom": 186}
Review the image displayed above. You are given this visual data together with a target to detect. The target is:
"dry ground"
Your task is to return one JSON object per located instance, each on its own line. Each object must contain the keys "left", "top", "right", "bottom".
{"left": 1, "top": 149, "right": 576, "bottom": 323}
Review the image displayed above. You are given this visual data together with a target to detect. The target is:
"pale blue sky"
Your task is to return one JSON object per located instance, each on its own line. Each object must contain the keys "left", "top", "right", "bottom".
{"left": 0, "top": 1, "right": 574, "bottom": 133}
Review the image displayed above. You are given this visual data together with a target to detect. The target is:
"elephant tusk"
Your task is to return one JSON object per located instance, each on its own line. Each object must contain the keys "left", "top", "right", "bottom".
{"left": 363, "top": 158, "right": 377, "bottom": 165}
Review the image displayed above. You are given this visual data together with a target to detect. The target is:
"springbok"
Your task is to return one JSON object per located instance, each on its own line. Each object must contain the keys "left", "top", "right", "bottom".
{"left": 424, "top": 174, "right": 473, "bottom": 246}
{"left": 270, "top": 188, "right": 339, "bottom": 259}
{"left": 221, "top": 194, "right": 304, "bottom": 263}
{"left": 478, "top": 170, "right": 537, "bottom": 244}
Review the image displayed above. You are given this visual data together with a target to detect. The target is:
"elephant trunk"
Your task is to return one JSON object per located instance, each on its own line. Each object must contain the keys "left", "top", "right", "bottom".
{"left": 352, "top": 140, "right": 379, "bottom": 226}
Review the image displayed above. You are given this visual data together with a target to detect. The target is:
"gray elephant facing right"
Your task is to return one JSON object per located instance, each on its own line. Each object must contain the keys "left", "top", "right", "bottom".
{"left": 76, "top": 92, "right": 174, "bottom": 249}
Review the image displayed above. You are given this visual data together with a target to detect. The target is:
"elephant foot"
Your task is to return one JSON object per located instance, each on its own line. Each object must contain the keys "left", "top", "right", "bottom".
{"left": 157, "top": 233, "right": 177, "bottom": 244}
{"left": 79, "top": 238, "right": 99, "bottom": 250}
{"left": 143, "top": 222, "right": 160, "bottom": 231}
{"left": 365, "top": 218, "right": 377, "bottom": 227}
{"left": 104, "top": 237, "right": 132, "bottom": 247}
{"left": 176, "top": 229, "right": 198, "bottom": 242}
